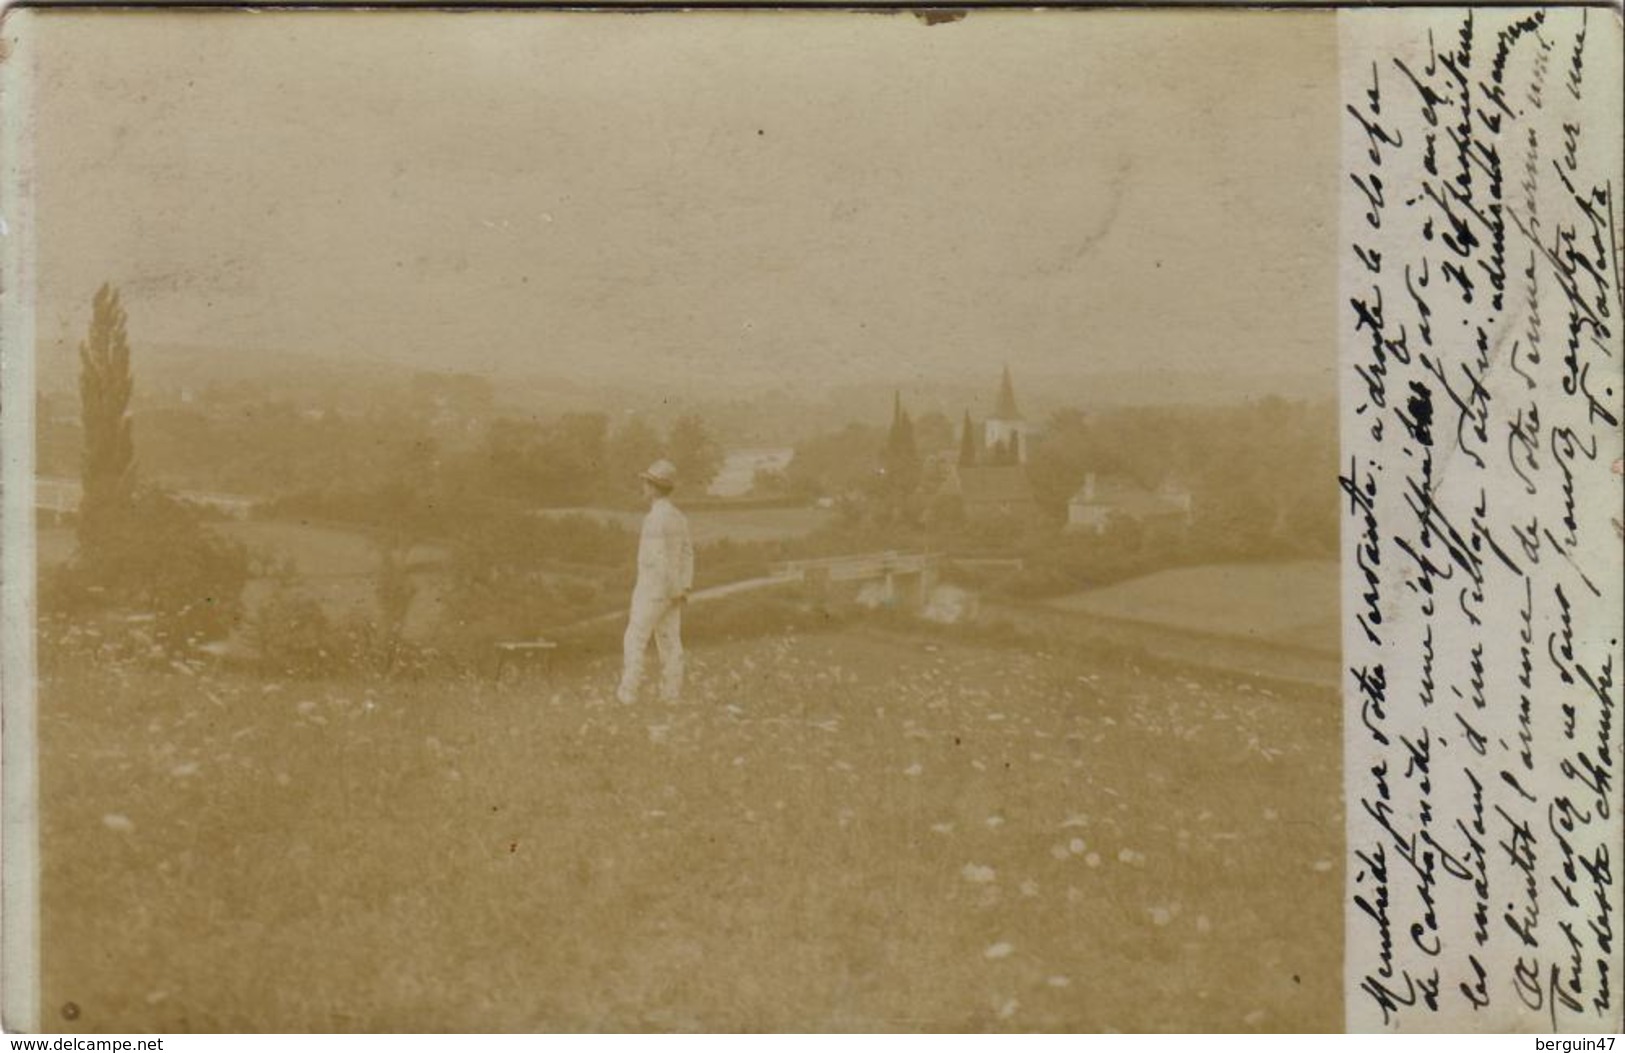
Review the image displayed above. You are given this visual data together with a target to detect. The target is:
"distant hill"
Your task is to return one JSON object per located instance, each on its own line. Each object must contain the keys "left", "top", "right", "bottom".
{"left": 33, "top": 336, "right": 1332, "bottom": 446}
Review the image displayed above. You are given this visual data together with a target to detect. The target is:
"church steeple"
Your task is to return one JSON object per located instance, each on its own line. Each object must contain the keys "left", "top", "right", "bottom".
{"left": 993, "top": 365, "right": 1023, "bottom": 422}
{"left": 983, "top": 367, "right": 1032, "bottom": 465}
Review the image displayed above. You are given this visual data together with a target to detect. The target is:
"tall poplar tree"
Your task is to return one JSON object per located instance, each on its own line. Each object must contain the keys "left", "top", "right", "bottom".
{"left": 77, "top": 283, "right": 136, "bottom": 558}
{"left": 958, "top": 410, "right": 978, "bottom": 467}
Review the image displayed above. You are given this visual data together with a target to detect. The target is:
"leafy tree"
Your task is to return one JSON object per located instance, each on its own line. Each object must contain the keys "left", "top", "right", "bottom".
{"left": 539, "top": 412, "right": 610, "bottom": 504}
{"left": 62, "top": 488, "right": 251, "bottom": 648}
{"left": 881, "top": 391, "right": 921, "bottom": 497}
{"left": 607, "top": 415, "right": 664, "bottom": 506}
{"left": 481, "top": 418, "right": 547, "bottom": 500}
{"left": 478, "top": 413, "right": 608, "bottom": 506}
{"left": 785, "top": 422, "right": 884, "bottom": 498}
{"left": 912, "top": 410, "right": 954, "bottom": 454}
{"left": 667, "top": 414, "right": 722, "bottom": 494}
{"left": 1025, "top": 407, "right": 1094, "bottom": 515}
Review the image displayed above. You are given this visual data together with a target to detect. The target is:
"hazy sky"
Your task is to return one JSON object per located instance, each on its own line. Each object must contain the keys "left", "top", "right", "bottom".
{"left": 22, "top": 9, "right": 1337, "bottom": 390}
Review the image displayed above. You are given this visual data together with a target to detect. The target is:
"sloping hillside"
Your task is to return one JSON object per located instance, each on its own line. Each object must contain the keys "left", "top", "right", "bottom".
{"left": 40, "top": 627, "right": 1340, "bottom": 1032}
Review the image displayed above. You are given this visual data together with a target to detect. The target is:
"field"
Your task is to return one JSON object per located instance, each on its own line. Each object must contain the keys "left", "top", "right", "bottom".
{"left": 39, "top": 623, "right": 1341, "bottom": 1032}
{"left": 1046, "top": 562, "right": 1339, "bottom": 655}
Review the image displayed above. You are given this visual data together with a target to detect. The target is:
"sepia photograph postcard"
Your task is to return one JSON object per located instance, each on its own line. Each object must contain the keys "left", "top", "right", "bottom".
{"left": 0, "top": 2, "right": 1619, "bottom": 1035}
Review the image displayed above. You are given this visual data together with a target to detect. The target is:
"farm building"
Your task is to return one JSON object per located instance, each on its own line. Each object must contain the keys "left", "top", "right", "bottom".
{"left": 938, "top": 463, "right": 1039, "bottom": 523}
{"left": 1066, "top": 473, "right": 1193, "bottom": 535}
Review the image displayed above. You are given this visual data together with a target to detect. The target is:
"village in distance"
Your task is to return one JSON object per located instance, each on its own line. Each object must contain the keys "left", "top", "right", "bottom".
{"left": 32, "top": 286, "right": 1345, "bottom": 1032}
{"left": 35, "top": 286, "right": 1339, "bottom": 678}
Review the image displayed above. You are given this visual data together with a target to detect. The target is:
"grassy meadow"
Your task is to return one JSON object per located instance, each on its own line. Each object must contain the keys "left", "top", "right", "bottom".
{"left": 40, "top": 623, "right": 1341, "bottom": 1032}
{"left": 1046, "top": 562, "right": 1340, "bottom": 655}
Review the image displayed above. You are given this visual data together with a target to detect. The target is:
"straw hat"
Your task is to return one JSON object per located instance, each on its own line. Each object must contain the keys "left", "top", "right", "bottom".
{"left": 639, "top": 459, "right": 678, "bottom": 492}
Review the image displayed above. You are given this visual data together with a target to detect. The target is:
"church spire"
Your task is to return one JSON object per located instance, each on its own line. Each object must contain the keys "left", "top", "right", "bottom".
{"left": 994, "top": 365, "right": 1023, "bottom": 421}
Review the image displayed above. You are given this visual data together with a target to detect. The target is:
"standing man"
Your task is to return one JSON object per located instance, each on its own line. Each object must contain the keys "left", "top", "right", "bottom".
{"left": 617, "top": 459, "right": 694, "bottom": 704}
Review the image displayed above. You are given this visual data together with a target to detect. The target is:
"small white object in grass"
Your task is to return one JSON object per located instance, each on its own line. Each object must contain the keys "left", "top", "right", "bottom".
{"left": 997, "top": 998, "right": 1019, "bottom": 1020}
{"left": 1068, "top": 838, "right": 1086, "bottom": 855}
{"left": 1148, "top": 906, "right": 1172, "bottom": 926}
{"left": 1313, "top": 859, "right": 1333, "bottom": 872}
{"left": 903, "top": 762, "right": 923, "bottom": 777}
{"left": 985, "top": 815, "right": 1004, "bottom": 829}
{"left": 1061, "top": 814, "right": 1088, "bottom": 828}
{"left": 1118, "top": 848, "right": 1136, "bottom": 864}
{"left": 102, "top": 814, "right": 135, "bottom": 833}
{"left": 732, "top": 755, "right": 746, "bottom": 767}
{"left": 1047, "top": 976, "right": 1071, "bottom": 988}
{"left": 962, "top": 863, "right": 997, "bottom": 884}
{"left": 930, "top": 822, "right": 954, "bottom": 835}
{"left": 984, "top": 941, "right": 1014, "bottom": 960}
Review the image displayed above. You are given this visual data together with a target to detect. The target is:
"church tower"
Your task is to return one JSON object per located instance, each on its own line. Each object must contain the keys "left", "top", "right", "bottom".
{"left": 983, "top": 365, "right": 1032, "bottom": 464}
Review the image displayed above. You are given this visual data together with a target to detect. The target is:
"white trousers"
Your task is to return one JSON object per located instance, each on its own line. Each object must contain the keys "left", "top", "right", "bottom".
{"left": 618, "top": 598, "right": 683, "bottom": 702}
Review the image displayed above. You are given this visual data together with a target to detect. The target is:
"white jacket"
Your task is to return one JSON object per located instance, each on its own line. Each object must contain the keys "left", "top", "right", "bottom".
{"left": 633, "top": 497, "right": 694, "bottom": 603}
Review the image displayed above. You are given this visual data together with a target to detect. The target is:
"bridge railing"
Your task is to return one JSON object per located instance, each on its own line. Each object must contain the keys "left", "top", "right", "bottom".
{"left": 770, "top": 551, "right": 940, "bottom": 580}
